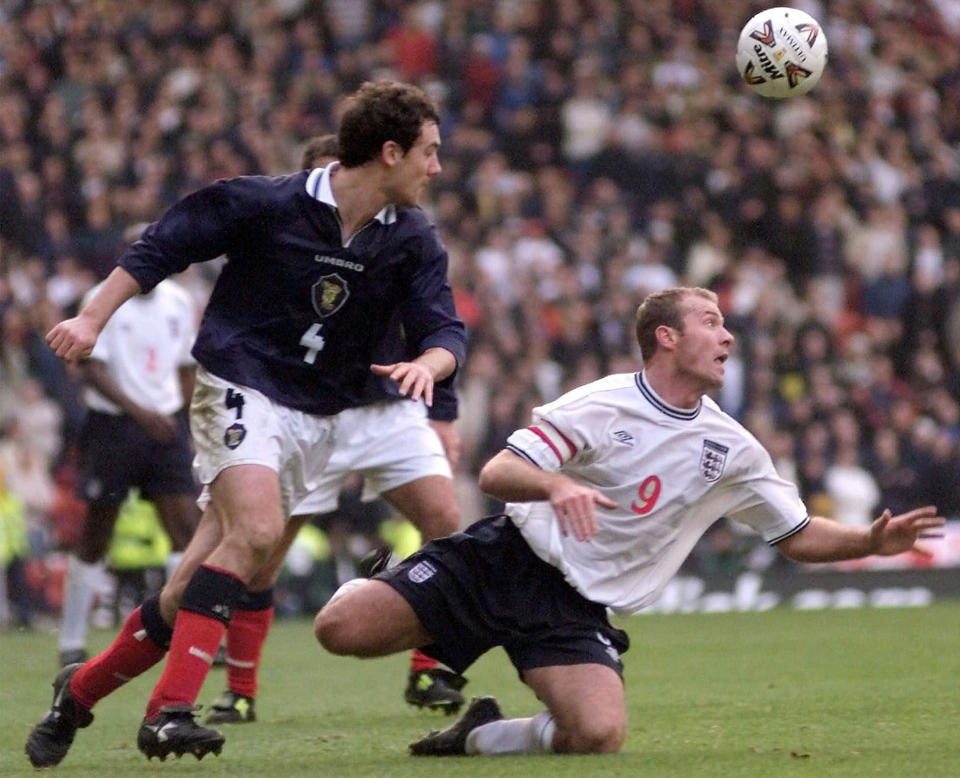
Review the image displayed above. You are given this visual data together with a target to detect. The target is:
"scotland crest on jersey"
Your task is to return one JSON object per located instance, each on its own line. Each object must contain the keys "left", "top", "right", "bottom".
{"left": 312, "top": 273, "right": 349, "bottom": 317}
{"left": 700, "top": 439, "right": 729, "bottom": 482}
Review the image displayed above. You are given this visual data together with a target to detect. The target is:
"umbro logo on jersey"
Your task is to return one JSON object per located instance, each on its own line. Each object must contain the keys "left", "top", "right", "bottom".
{"left": 612, "top": 430, "right": 634, "bottom": 446}
{"left": 408, "top": 561, "right": 437, "bottom": 583}
{"left": 313, "top": 254, "right": 365, "bottom": 272}
{"left": 700, "top": 439, "right": 729, "bottom": 482}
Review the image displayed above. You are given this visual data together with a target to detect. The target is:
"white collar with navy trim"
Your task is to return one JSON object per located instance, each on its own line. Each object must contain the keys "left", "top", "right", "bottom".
{"left": 304, "top": 163, "right": 397, "bottom": 225}
{"left": 635, "top": 370, "right": 702, "bottom": 420}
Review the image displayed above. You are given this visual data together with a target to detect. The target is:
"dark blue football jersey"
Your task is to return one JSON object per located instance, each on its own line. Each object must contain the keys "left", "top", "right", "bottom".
{"left": 119, "top": 169, "right": 466, "bottom": 416}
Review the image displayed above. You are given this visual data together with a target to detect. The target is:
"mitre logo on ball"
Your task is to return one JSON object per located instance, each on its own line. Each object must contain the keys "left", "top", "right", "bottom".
{"left": 736, "top": 6, "right": 828, "bottom": 99}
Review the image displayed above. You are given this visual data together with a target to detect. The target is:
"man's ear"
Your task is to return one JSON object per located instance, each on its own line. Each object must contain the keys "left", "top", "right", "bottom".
{"left": 655, "top": 324, "right": 678, "bottom": 351}
{"left": 381, "top": 140, "right": 402, "bottom": 166}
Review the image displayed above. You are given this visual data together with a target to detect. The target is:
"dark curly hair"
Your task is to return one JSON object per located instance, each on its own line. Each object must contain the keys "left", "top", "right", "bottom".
{"left": 337, "top": 81, "right": 440, "bottom": 168}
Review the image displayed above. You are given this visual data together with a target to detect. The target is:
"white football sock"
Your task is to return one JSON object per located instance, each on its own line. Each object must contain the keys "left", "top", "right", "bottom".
{"left": 59, "top": 556, "right": 105, "bottom": 651}
{"left": 465, "top": 711, "right": 556, "bottom": 755}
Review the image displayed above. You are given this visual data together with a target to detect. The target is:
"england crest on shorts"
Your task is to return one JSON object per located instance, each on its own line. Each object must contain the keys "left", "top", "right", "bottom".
{"left": 700, "top": 439, "right": 729, "bottom": 482}
{"left": 311, "top": 273, "right": 349, "bottom": 318}
{"left": 407, "top": 560, "right": 437, "bottom": 583}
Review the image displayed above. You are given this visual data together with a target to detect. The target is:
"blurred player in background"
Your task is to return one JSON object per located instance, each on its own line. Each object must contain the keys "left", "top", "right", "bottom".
{"left": 27, "top": 80, "right": 466, "bottom": 767}
{"left": 205, "top": 134, "right": 467, "bottom": 727}
{"left": 58, "top": 277, "right": 200, "bottom": 667}
{"left": 299, "top": 134, "right": 340, "bottom": 170}
{"left": 315, "top": 286, "right": 944, "bottom": 757}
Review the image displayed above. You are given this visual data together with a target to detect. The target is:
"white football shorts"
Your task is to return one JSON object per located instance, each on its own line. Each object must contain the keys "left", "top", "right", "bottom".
{"left": 292, "top": 397, "right": 451, "bottom": 517}
{"left": 191, "top": 367, "right": 335, "bottom": 517}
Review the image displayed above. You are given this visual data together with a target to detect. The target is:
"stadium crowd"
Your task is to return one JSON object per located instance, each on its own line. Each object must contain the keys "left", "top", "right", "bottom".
{"left": 2, "top": 0, "right": 960, "bottom": 623}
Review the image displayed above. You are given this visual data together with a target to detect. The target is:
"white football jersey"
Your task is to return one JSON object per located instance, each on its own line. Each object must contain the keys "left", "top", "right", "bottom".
{"left": 504, "top": 372, "right": 809, "bottom": 615}
{"left": 84, "top": 279, "right": 197, "bottom": 415}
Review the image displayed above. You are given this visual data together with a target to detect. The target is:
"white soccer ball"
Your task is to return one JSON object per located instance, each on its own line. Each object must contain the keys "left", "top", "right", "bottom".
{"left": 736, "top": 7, "right": 828, "bottom": 99}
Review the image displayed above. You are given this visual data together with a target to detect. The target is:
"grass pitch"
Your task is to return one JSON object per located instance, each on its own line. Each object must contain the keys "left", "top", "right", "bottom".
{"left": 1, "top": 603, "right": 958, "bottom": 777}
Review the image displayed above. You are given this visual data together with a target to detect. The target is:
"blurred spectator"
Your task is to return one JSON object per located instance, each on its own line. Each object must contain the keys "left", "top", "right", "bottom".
{"left": 824, "top": 444, "right": 881, "bottom": 527}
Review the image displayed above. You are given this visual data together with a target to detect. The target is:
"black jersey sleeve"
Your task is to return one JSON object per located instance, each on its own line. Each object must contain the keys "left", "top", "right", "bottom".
{"left": 398, "top": 222, "right": 467, "bottom": 373}
{"left": 427, "top": 383, "right": 458, "bottom": 421}
{"left": 119, "top": 177, "right": 277, "bottom": 292}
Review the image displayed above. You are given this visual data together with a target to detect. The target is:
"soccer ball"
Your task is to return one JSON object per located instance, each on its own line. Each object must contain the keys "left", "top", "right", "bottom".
{"left": 736, "top": 7, "right": 828, "bottom": 99}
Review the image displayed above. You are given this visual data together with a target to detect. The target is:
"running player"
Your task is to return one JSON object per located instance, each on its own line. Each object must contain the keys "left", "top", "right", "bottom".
{"left": 203, "top": 134, "right": 466, "bottom": 727}
{"left": 26, "top": 80, "right": 466, "bottom": 767}
{"left": 314, "top": 286, "right": 944, "bottom": 757}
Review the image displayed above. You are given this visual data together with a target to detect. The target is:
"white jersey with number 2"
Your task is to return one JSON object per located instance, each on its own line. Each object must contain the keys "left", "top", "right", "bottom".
{"left": 83, "top": 279, "right": 197, "bottom": 416}
{"left": 504, "top": 371, "right": 809, "bottom": 616}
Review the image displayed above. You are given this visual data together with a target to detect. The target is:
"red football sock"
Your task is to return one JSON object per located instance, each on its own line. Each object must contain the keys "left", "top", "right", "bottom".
{"left": 410, "top": 648, "right": 438, "bottom": 672}
{"left": 145, "top": 609, "right": 226, "bottom": 719}
{"left": 69, "top": 605, "right": 167, "bottom": 710}
{"left": 226, "top": 606, "right": 274, "bottom": 698}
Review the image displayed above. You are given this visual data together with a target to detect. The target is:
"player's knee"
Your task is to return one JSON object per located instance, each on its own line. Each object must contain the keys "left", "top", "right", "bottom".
{"left": 558, "top": 717, "right": 626, "bottom": 754}
{"left": 314, "top": 602, "right": 358, "bottom": 655}
{"left": 226, "top": 521, "right": 283, "bottom": 563}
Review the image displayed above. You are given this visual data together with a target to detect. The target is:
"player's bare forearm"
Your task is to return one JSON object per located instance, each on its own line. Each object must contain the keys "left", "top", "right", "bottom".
{"left": 82, "top": 359, "right": 177, "bottom": 441}
{"left": 178, "top": 364, "right": 196, "bottom": 410}
{"left": 479, "top": 450, "right": 616, "bottom": 542}
{"left": 47, "top": 267, "right": 142, "bottom": 361}
{"left": 776, "top": 507, "right": 944, "bottom": 562}
{"left": 480, "top": 449, "right": 617, "bottom": 541}
{"left": 478, "top": 449, "right": 561, "bottom": 502}
{"left": 775, "top": 517, "right": 872, "bottom": 562}
{"left": 81, "top": 359, "right": 141, "bottom": 417}
{"left": 80, "top": 267, "right": 143, "bottom": 330}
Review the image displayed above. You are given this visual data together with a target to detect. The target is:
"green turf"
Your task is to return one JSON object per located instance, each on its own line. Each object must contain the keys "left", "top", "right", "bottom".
{"left": 2, "top": 603, "right": 958, "bottom": 776}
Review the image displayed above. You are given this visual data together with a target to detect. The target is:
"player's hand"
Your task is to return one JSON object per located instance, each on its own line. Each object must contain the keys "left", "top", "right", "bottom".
{"left": 867, "top": 505, "right": 945, "bottom": 557}
{"left": 46, "top": 317, "right": 100, "bottom": 363}
{"left": 371, "top": 362, "right": 435, "bottom": 406}
{"left": 132, "top": 408, "right": 179, "bottom": 442}
{"left": 548, "top": 476, "right": 617, "bottom": 542}
{"left": 430, "top": 420, "right": 461, "bottom": 469}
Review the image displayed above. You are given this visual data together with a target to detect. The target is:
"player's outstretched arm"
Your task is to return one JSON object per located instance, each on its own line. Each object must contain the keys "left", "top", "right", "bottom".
{"left": 479, "top": 449, "right": 616, "bottom": 542}
{"left": 776, "top": 506, "right": 945, "bottom": 563}
{"left": 46, "top": 267, "right": 142, "bottom": 362}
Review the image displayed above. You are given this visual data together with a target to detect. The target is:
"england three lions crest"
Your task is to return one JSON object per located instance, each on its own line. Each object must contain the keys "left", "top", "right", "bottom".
{"left": 700, "top": 439, "right": 729, "bottom": 482}
{"left": 312, "top": 273, "right": 349, "bottom": 318}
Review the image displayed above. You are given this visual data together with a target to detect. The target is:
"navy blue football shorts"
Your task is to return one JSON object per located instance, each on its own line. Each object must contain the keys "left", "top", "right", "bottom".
{"left": 78, "top": 410, "right": 197, "bottom": 507}
{"left": 376, "top": 514, "right": 630, "bottom": 678}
